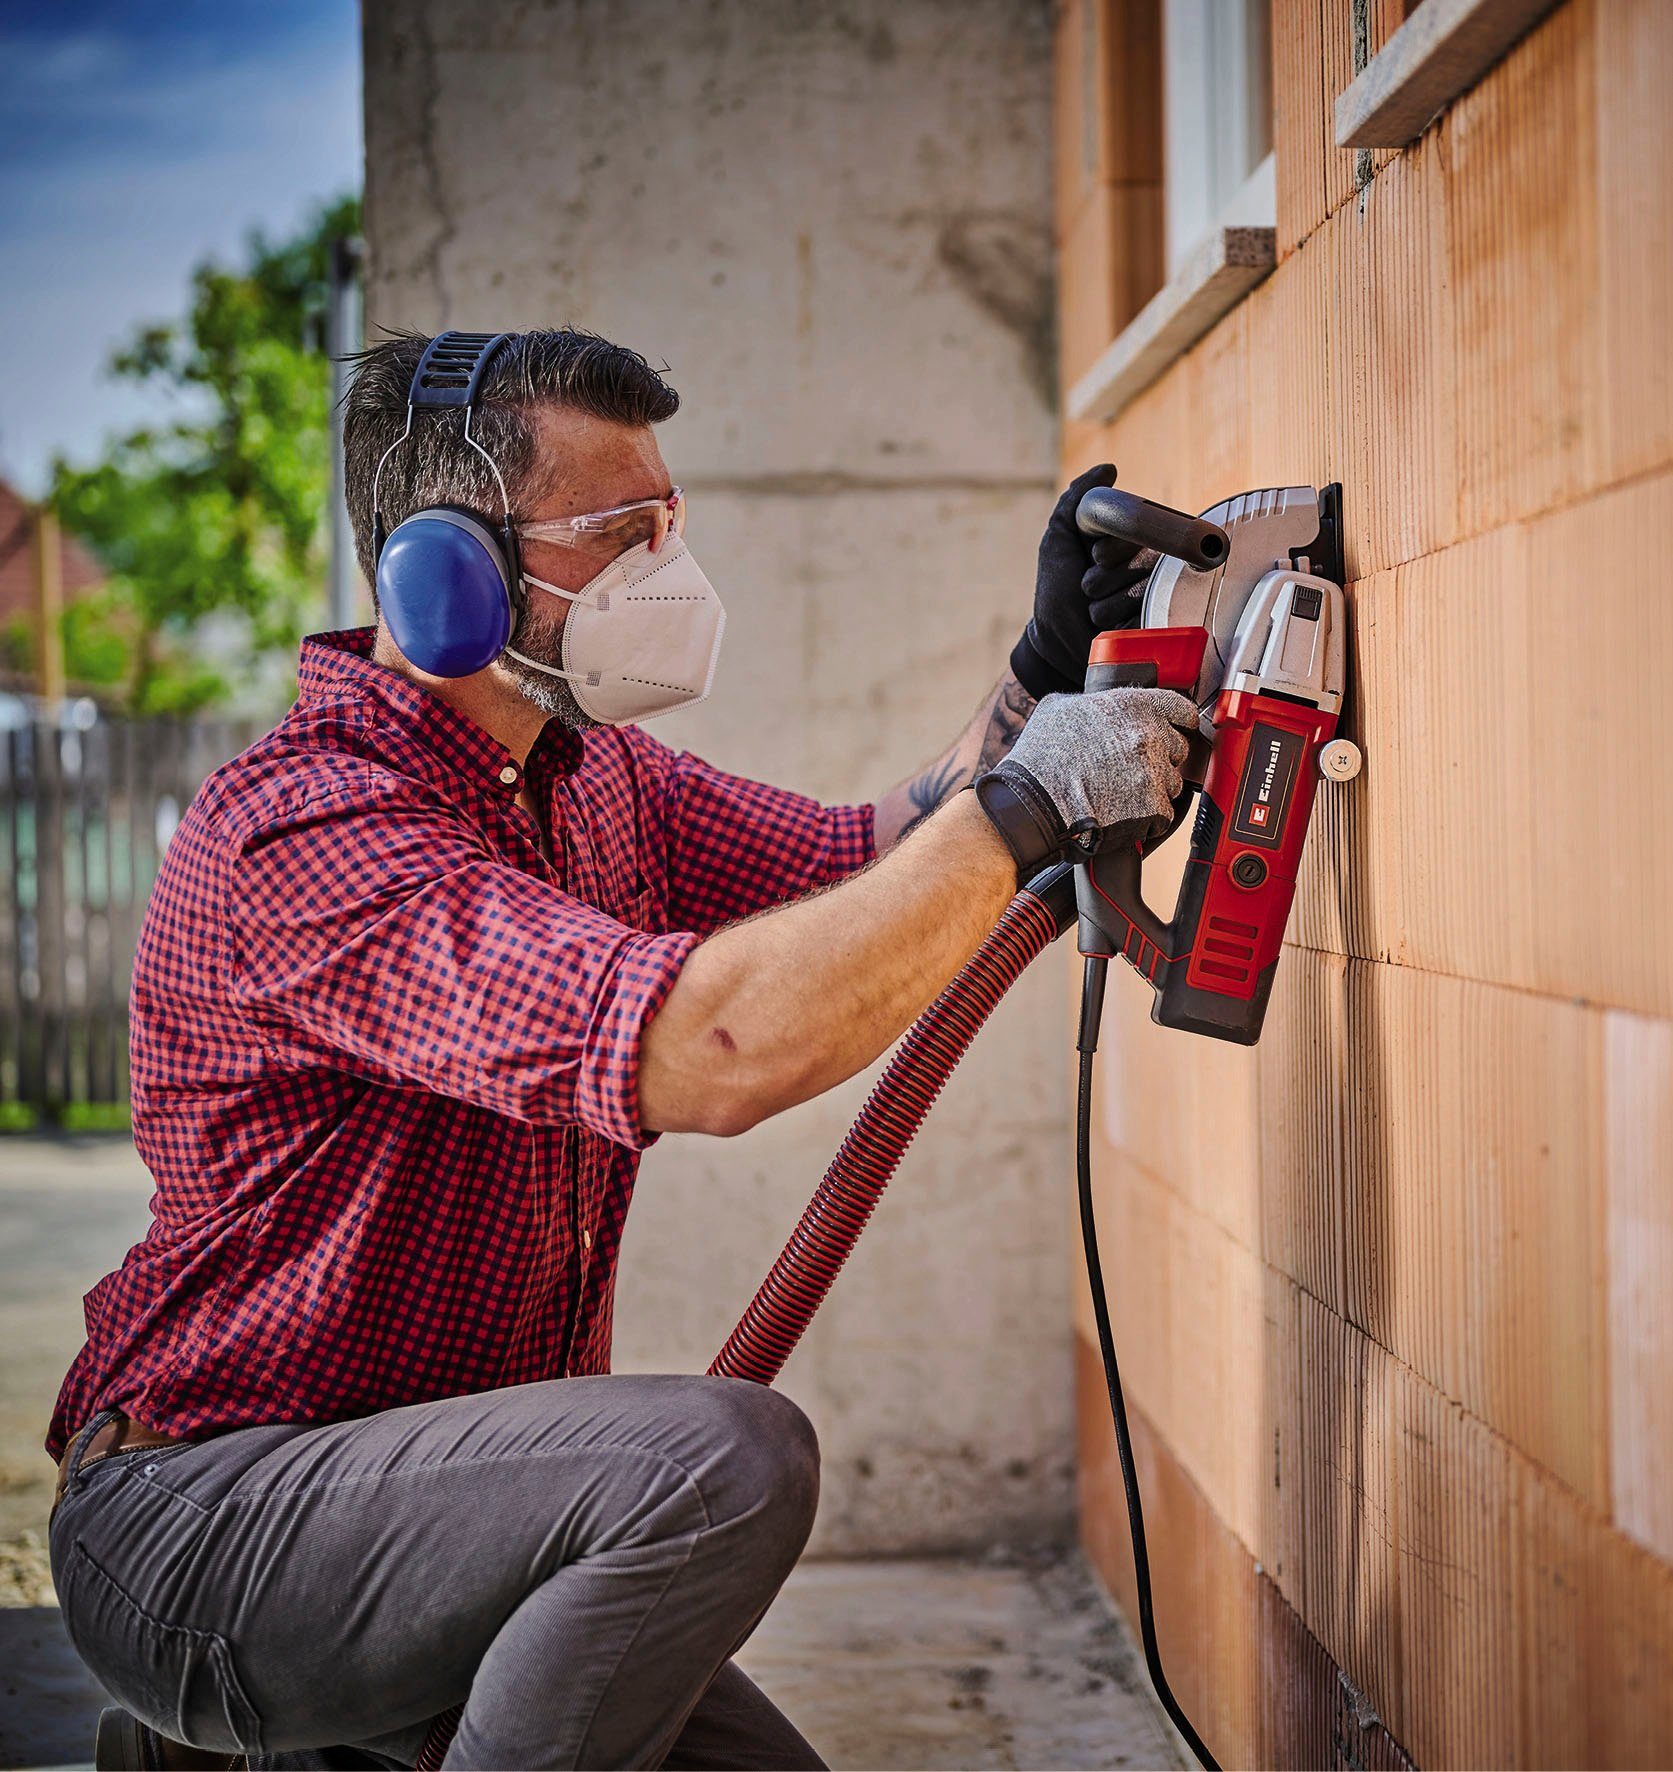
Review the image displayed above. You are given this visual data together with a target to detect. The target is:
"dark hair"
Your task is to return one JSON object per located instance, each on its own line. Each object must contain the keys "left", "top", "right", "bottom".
{"left": 342, "top": 329, "right": 680, "bottom": 592}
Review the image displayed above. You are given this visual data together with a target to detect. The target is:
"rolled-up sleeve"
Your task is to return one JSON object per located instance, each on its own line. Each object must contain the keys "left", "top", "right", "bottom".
{"left": 226, "top": 789, "right": 695, "bottom": 1147}
{"left": 662, "top": 750, "right": 875, "bottom": 937}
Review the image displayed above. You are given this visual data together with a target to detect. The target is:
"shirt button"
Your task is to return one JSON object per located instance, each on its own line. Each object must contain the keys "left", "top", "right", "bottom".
{"left": 582, "top": 1228, "right": 593, "bottom": 1251}
{"left": 498, "top": 765, "right": 518, "bottom": 786}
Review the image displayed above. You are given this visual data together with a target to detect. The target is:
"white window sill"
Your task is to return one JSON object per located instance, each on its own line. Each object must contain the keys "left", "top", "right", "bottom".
{"left": 1065, "top": 222, "right": 1275, "bottom": 427}
{"left": 1335, "top": 0, "right": 1563, "bottom": 149}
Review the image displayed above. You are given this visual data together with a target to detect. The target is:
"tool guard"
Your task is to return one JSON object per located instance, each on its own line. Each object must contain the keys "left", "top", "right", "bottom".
{"left": 1075, "top": 484, "right": 1354, "bottom": 1045}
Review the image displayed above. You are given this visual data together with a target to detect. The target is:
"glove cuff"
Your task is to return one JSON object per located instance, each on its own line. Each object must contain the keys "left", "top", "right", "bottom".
{"left": 972, "top": 760, "right": 1067, "bottom": 884}
{"left": 1010, "top": 627, "right": 1079, "bottom": 704}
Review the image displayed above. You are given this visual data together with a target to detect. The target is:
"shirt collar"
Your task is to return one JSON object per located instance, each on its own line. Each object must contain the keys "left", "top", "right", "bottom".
{"left": 296, "top": 628, "right": 584, "bottom": 793}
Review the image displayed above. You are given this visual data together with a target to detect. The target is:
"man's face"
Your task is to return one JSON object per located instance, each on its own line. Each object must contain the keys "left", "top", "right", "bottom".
{"left": 496, "top": 404, "right": 674, "bottom": 725}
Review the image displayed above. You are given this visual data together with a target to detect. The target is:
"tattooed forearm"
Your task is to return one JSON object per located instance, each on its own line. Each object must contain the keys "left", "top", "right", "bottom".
{"left": 975, "top": 673, "right": 1035, "bottom": 773}
{"left": 872, "top": 671, "right": 1038, "bottom": 852}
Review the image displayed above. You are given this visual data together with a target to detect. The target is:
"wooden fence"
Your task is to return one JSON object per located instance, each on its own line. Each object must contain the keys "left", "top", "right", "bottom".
{"left": 0, "top": 713, "right": 256, "bottom": 1115}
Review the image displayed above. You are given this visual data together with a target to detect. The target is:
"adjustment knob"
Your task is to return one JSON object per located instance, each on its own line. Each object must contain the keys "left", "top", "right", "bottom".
{"left": 1319, "top": 739, "right": 1362, "bottom": 782}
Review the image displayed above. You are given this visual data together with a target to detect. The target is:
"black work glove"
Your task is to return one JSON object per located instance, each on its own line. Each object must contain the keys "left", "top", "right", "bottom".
{"left": 1010, "top": 463, "right": 1155, "bottom": 701}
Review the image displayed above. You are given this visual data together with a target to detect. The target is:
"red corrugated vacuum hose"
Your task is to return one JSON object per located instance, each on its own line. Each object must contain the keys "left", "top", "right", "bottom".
{"left": 417, "top": 877, "right": 1069, "bottom": 1770}
{"left": 710, "top": 884, "right": 1062, "bottom": 1383}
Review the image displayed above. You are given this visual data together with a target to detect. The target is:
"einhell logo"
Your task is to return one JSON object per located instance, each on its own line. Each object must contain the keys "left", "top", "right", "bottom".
{"left": 1232, "top": 723, "right": 1302, "bottom": 849}
{"left": 1257, "top": 734, "right": 1284, "bottom": 808}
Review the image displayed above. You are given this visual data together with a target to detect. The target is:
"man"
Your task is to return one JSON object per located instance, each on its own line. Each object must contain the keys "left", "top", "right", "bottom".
{"left": 46, "top": 329, "right": 1196, "bottom": 1771}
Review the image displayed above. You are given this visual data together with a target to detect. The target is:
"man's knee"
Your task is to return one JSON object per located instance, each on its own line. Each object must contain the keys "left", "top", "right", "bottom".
{"left": 693, "top": 1380, "right": 820, "bottom": 1560}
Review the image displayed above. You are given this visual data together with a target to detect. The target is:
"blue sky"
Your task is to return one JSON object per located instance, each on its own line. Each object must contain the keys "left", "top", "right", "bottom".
{"left": 0, "top": 0, "right": 361, "bottom": 496}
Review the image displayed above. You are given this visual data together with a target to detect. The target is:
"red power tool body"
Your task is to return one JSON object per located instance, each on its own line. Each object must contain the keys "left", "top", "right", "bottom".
{"left": 1074, "top": 484, "right": 1355, "bottom": 1045}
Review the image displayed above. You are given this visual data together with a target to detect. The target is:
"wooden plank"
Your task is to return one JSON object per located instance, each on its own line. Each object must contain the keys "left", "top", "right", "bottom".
{"left": 1335, "top": 0, "right": 1565, "bottom": 148}
{"left": 1065, "top": 225, "right": 1276, "bottom": 424}
{"left": 35, "top": 724, "right": 67, "bottom": 1113}
{"left": 0, "top": 728, "right": 20, "bottom": 1104}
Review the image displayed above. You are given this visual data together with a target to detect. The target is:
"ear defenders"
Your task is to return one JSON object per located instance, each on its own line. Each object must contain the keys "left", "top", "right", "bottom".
{"left": 371, "top": 331, "right": 523, "bottom": 678}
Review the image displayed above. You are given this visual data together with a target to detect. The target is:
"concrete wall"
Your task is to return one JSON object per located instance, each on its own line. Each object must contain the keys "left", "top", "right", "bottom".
{"left": 362, "top": 0, "right": 1068, "bottom": 1555}
{"left": 1059, "top": 0, "right": 1673, "bottom": 1764}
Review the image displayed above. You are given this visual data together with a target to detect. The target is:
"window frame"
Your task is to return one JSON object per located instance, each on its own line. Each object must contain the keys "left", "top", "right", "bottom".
{"left": 1065, "top": 0, "right": 1277, "bottom": 427}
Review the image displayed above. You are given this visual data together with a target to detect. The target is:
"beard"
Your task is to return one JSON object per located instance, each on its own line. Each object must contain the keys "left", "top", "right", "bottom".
{"left": 498, "top": 602, "right": 601, "bottom": 730}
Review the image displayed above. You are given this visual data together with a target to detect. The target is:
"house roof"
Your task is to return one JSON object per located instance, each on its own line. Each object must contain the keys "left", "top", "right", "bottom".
{"left": 0, "top": 479, "right": 105, "bottom": 624}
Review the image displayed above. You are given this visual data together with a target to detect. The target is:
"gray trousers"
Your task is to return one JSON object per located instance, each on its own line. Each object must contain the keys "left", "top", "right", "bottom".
{"left": 48, "top": 1375, "right": 826, "bottom": 1770}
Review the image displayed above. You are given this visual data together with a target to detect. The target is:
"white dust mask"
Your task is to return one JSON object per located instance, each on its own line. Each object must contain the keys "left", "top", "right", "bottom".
{"left": 508, "top": 533, "right": 726, "bottom": 726}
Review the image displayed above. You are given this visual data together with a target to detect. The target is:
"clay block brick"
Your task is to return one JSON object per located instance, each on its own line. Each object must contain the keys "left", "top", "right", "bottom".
{"left": 1597, "top": 0, "right": 1673, "bottom": 486}
{"left": 1257, "top": 943, "right": 1349, "bottom": 1315}
{"left": 1445, "top": 0, "right": 1604, "bottom": 535}
{"left": 1180, "top": 297, "right": 1257, "bottom": 516}
{"left": 1293, "top": 1292, "right": 1398, "bottom": 1699}
{"left": 1057, "top": 181, "right": 1166, "bottom": 394}
{"left": 1387, "top": 1354, "right": 1518, "bottom": 1769}
{"left": 1336, "top": 957, "right": 1608, "bottom": 1507}
{"left": 1075, "top": 1148, "right": 1288, "bottom": 1577}
{"left": 1094, "top": 913, "right": 1263, "bottom": 1255}
{"left": 1054, "top": 0, "right": 1164, "bottom": 243}
{"left": 1606, "top": 1010, "right": 1673, "bottom": 1563}
{"left": 1514, "top": 1448, "right": 1673, "bottom": 1766}
{"left": 1077, "top": 1334, "right": 1416, "bottom": 1768}
{"left": 1325, "top": 133, "right": 1461, "bottom": 580}
{"left": 1320, "top": 0, "right": 1364, "bottom": 219}
{"left": 1290, "top": 1292, "right": 1520, "bottom": 1769}
{"left": 1092, "top": 355, "right": 1195, "bottom": 512}
{"left": 1273, "top": 0, "right": 1328, "bottom": 256}
{"left": 1243, "top": 247, "right": 1335, "bottom": 494}
{"left": 1289, "top": 469, "right": 1673, "bottom": 1019}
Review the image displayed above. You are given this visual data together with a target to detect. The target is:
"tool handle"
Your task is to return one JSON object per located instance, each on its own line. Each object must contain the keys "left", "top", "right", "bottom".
{"left": 1075, "top": 487, "right": 1231, "bottom": 572}
{"left": 1085, "top": 626, "right": 1209, "bottom": 695}
{"left": 1075, "top": 627, "right": 1209, "bottom": 963}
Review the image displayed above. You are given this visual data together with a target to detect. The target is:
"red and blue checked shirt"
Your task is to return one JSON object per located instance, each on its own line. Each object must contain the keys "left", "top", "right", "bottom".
{"left": 47, "top": 629, "right": 874, "bottom": 1459}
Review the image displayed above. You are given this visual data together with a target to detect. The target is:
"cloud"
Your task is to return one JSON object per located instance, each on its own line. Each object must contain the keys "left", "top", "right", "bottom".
{"left": 0, "top": 1, "right": 360, "bottom": 494}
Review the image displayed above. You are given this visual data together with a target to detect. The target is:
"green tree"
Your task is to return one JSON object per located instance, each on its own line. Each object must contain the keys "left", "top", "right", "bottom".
{"left": 43, "top": 194, "right": 361, "bottom": 714}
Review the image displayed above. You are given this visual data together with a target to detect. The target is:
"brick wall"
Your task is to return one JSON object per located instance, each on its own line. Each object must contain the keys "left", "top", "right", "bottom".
{"left": 1057, "top": 2, "right": 1673, "bottom": 1763}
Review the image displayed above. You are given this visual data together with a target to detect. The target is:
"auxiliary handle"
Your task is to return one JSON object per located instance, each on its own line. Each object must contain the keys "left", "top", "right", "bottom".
{"left": 1076, "top": 485, "right": 1230, "bottom": 572}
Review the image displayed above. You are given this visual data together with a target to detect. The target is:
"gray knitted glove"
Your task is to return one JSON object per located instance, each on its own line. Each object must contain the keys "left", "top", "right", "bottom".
{"left": 973, "top": 688, "right": 1198, "bottom": 880}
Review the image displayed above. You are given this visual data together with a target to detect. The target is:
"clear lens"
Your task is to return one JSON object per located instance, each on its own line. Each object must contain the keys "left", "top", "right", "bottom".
{"left": 518, "top": 486, "right": 685, "bottom": 553}
{"left": 580, "top": 505, "right": 666, "bottom": 550}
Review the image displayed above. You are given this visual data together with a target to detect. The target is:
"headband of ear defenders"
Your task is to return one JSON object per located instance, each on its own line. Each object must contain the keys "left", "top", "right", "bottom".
{"left": 371, "top": 331, "right": 514, "bottom": 557}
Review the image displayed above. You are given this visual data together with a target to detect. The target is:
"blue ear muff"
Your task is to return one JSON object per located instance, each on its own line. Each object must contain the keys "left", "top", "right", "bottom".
{"left": 376, "top": 507, "right": 516, "bottom": 678}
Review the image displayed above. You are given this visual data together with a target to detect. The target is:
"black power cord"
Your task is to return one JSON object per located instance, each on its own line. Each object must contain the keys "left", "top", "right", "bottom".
{"left": 1077, "top": 955, "right": 1221, "bottom": 1772}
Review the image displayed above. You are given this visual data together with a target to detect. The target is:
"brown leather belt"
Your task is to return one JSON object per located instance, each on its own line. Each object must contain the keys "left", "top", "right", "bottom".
{"left": 53, "top": 1411, "right": 194, "bottom": 1514}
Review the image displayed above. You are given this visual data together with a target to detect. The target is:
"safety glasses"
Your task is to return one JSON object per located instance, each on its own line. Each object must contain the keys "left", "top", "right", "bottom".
{"left": 516, "top": 486, "right": 686, "bottom": 555}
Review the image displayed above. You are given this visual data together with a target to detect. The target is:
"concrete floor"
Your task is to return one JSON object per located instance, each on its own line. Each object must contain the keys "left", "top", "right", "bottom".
{"left": 1, "top": 1548, "right": 1178, "bottom": 1771}
{"left": 0, "top": 1136, "right": 1179, "bottom": 1771}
